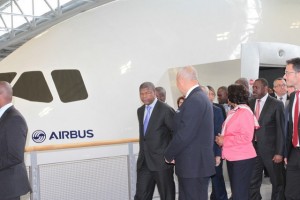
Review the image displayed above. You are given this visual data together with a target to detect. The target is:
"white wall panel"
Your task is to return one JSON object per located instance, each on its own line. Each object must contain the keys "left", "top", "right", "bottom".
{"left": 0, "top": 0, "right": 299, "bottom": 162}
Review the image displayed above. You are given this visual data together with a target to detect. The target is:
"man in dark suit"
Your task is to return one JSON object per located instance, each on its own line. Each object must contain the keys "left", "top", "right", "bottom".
{"left": 207, "top": 85, "right": 227, "bottom": 119}
{"left": 217, "top": 86, "right": 230, "bottom": 116}
{"left": 248, "top": 78, "right": 285, "bottom": 200}
{"left": 155, "top": 86, "right": 167, "bottom": 103}
{"left": 201, "top": 86, "right": 228, "bottom": 200}
{"left": 211, "top": 105, "right": 227, "bottom": 200}
{"left": 135, "top": 82, "right": 175, "bottom": 200}
{"left": 164, "top": 66, "right": 215, "bottom": 200}
{"left": 273, "top": 77, "right": 289, "bottom": 107}
{"left": 283, "top": 57, "right": 300, "bottom": 200}
{"left": 0, "top": 81, "right": 31, "bottom": 200}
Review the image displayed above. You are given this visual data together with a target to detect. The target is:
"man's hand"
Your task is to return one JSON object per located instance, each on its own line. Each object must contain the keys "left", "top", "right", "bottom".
{"left": 215, "top": 134, "right": 224, "bottom": 147}
{"left": 215, "top": 156, "right": 221, "bottom": 166}
{"left": 165, "top": 158, "right": 175, "bottom": 164}
{"left": 272, "top": 155, "right": 283, "bottom": 163}
{"left": 284, "top": 157, "right": 287, "bottom": 165}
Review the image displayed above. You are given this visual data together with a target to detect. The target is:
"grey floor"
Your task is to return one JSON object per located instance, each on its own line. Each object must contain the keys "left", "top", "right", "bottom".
{"left": 153, "top": 176, "right": 273, "bottom": 200}
{"left": 208, "top": 178, "right": 272, "bottom": 200}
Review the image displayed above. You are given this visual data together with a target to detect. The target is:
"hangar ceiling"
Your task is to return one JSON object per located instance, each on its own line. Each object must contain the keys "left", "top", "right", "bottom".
{"left": 0, "top": 0, "right": 115, "bottom": 60}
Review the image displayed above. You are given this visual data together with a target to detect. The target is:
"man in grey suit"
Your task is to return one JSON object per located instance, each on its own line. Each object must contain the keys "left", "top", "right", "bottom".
{"left": 135, "top": 82, "right": 175, "bottom": 200}
{"left": 0, "top": 81, "right": 31, "bottom": 200}
{"left": 165, "top": 66, "right": 215, "bottom": 200}
{"left": 249, "top": 78, "right": 285, "bottom": 200}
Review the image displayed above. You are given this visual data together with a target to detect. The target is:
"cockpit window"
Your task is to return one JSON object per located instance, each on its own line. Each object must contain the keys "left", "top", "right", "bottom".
{"left": 13, "top": 71, "right": 53, "bottom": 102}
{"left": 51, "top": 69, "right": 88, "bottom": 103}
{"left": 0, "top": 72, "right": 17, "bottom": 83}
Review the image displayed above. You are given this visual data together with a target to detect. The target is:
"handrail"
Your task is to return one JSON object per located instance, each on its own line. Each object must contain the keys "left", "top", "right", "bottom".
{"left": 25, "top": 138, "right": 139, "bottom": 152}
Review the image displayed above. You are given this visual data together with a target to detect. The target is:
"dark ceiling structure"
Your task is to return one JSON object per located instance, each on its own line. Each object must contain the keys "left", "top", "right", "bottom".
{"left": 0, "top": 0, "right": 115, "bottom": 60}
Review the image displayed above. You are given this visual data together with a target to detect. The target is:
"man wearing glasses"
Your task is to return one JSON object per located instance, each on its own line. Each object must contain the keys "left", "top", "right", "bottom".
{"left": 273, "top": 77, "right": 289, "bottom": 107}
{"left": 283, "top": 57, "right": 300, "bottom": 200}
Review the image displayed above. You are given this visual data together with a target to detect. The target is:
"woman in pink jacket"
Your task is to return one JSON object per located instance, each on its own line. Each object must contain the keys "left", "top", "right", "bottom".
{"left": 216, "top": 84, "right": 259, "bottom": 200}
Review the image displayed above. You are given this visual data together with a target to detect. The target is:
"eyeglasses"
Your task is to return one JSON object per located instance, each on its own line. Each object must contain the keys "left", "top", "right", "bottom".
{"left": 274, "top": 84, "right": 286, "bottom": 88}
{"left": 284, "top": 71, "right": 297, "bottom": 75}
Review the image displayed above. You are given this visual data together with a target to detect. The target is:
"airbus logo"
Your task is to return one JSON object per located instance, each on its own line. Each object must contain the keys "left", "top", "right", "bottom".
{"left": 32, "top": 129, "right": 94, "bottom": 143}
{"left": 32, "top": 130, "right": 47, "bottom": 143}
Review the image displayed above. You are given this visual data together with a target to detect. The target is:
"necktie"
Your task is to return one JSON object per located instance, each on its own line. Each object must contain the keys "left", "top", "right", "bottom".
{"left": 143, "top": 106, "right": 152, "bottom": 135}
{"left": 279, "top": 97, "right": 283, "bottom": 101}
{"left": 255, "top": 99, "right": 261, "bottom": 120}
{"left": 293, "top": 92, "right": 299, "bottom": 147}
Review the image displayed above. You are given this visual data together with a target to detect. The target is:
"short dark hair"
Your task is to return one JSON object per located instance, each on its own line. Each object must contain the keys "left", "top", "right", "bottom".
{"left": 287, "top": 57, "right": 300, "bottom": 72}
{"left": 273, "top": 77, "right": 285, "bottom": 86}
{"left": 155, "top": 87, "right": 166, "bottom": 96}
{"left": 255, "top": 78, "right": 269, "bottom": 87}
{"left": 139, "top": 82, "right": 155, "bottom": 91}
{"left": 217, "top": 86, "right": 228, "bottom": 94}
{"left": 228, "top": 84, "right": 249, "bottom": 105}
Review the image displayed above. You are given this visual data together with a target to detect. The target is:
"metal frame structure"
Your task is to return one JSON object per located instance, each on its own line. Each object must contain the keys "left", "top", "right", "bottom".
{"left": 28, "top": 142, "right": 137, "bottom": 200}
{"left": 0, "top": 0, "right": 115, "bottom": 60}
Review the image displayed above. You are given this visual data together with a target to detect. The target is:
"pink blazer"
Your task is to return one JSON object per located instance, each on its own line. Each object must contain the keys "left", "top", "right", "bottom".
{"left": 222, "top": 106, "right": 257, "bottom": 161}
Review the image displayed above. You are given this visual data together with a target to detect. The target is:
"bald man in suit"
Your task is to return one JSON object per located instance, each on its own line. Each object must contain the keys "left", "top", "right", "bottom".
{"left": 0, "top": 81, "right": 31, "bottom": 200}
{"left": 165, "top": 66, "right": 215, "bottom": 200}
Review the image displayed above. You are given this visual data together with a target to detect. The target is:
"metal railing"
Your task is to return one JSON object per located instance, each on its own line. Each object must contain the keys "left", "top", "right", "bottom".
{"left": 25, "top": 138, "right": 139, "bottom": 200}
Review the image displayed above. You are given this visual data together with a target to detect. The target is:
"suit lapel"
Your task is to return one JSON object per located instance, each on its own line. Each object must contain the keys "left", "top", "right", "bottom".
{"left": 249, "top": 99, "right": 255, "bottom": 112}
{"left": 185, "top": 87, "right": 200, "bottom": 101}
{"left": 258, "top": 96, "right": 271, "bottom": 123}
{"left": 0, "top": 106, "right": 12, "bottom": 122}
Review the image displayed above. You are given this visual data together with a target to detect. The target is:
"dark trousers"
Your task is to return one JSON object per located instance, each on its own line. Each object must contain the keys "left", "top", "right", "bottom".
{"left": 177, "top": 176, "right": 210, "bottom": 200}
{"left": 285, "top": 148, "right": 300, "bottom": 200}
{"left": 134, "top": 160, "right": 175, "bottom": 200}
{"left": 227, "top": 157, "right": 255, "bottom": 200}
{"left": 210, "top": 160, "right": 228, "bottom": 200}
{"left": 249, "top": 152, "right": 285, "bottom": 200}
{"left": 3, "top": 197, "right": 20, "bottom": 200}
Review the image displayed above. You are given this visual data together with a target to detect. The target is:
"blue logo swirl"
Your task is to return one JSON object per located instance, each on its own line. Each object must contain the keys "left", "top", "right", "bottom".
{"left": 32, "top": 130, "right": 46, "bottom": 143}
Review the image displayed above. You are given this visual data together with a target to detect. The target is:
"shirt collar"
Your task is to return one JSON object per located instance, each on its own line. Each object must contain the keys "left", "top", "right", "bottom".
{"left": 146, "top": 98, "right": 158, "bottom": 109}
{"left": 0, "top": 102, "right": 13, "bottom": 118}
{"left": 258, "top": 93, "right": 268, "bottom": 102}
{"left": 275, "top": 93, "right": 287, "bottom": 99}
{"left": 185, "top": 84, "right": 199, "bottom": 99}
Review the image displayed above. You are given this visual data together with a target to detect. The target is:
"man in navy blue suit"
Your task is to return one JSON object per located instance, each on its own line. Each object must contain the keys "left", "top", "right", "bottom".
{"left": 165, "top": 66, "right": 215, "bottom": 200}
{"left": 201, "top": 86, "right": 228, "bottom": 200}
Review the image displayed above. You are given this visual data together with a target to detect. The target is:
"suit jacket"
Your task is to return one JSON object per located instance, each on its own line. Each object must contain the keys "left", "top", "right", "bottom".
{"left": 286, "top": 92, "right": 299, "bottom": 157}
{"left": 165, "top": 87, "right": 215, "bottom": 178}
{"left": 213, "top": 105, "right": 224, "bottom": 157}
{"left": 283, "top": 96, "right": 290, "bottom": 158}
{"left": 137, "top": 100, "right": 175, "bottom": 171}
{"left": 213, "top": 103, "right": 226, "bottom": 120}
{"left": 274, "top": 94, "right": 290, "bottom": 108}
{"left": 0, "top": 106, "right": 31, "bottom": 199}
{"left": 249, "top": 96, "right": 285, "bottom": 157}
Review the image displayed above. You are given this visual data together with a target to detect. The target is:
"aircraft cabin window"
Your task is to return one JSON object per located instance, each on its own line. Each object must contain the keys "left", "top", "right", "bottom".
{"left": 51, "top": 69, "right": 88, "bottom": 103}
{"left": 13, "top": 71, "right": 53, "bottom": 102}
{"left": 0, "top": 72, "right": 17, "bottom": 83}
